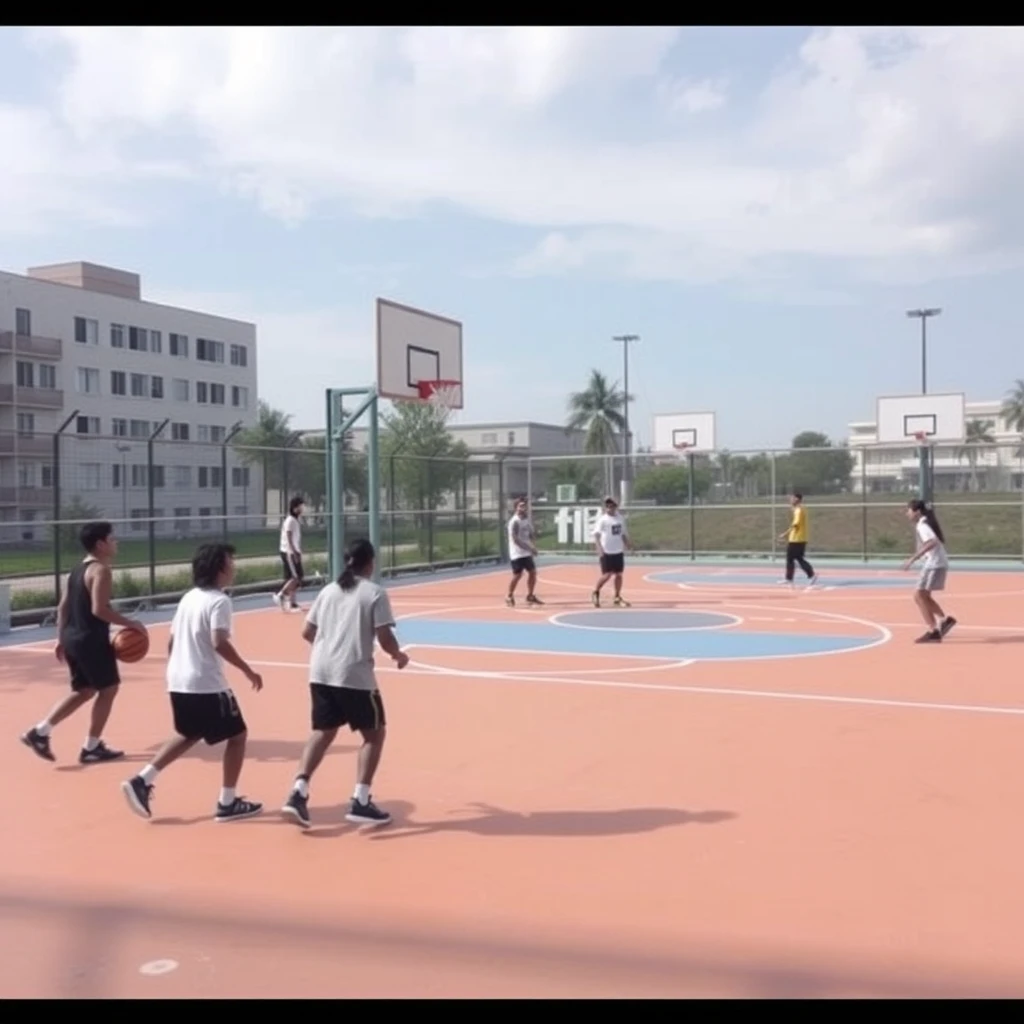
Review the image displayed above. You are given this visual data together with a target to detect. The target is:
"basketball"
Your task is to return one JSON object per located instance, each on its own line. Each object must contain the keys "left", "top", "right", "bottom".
{"left": 113, "top": 627, "right": 149, "bottom": 663}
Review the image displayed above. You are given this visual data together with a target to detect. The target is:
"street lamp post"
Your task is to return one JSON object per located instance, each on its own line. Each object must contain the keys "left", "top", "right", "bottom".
{"left": 115, "top": 443, "right": 130, "bottom": 524}
{"left": 612, "top": 334, "right": 639, "bottom": 505}
{"left": 905, "top": 308, "right": 941, "bottom": 394}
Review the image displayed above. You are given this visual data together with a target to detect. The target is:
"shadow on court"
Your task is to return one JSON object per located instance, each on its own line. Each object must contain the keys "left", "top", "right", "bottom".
{"left": 304, "top": 803, "right": 736, "bottom": 840}
{"left": 142, "top": 738, "right": 358, "bottom": 764}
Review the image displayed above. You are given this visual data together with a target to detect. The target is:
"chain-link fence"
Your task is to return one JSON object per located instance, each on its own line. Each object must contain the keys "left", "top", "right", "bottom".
{"left": 3, "top": 431, "right": 1022, "bottom": 618}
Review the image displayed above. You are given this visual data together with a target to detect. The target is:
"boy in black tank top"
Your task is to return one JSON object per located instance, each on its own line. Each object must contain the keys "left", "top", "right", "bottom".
{"left": 21, "top": 521, "right": 148, "bottom": 764}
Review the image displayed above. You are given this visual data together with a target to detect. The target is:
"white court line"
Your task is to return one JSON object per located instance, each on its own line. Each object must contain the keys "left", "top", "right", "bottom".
{"left": 246, "top": 655, "right": 1024, "bottom": 719}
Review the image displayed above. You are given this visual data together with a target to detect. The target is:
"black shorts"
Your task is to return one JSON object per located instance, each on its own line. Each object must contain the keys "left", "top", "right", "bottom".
{"left": 170, "top": 690, "right": 247, "bottom": 745}
{"left": 64, "top": 642, "right": 120, "bottom": 693}
{"left": 600, "top": 552, "right": 625, "bottom": 575}
{"left": 281, "top": 552, "right": 304, "bottom": 582}
{"left": 510, "top": 556, "right": 535, "bottom": 575}
{"left": 310, "top": 684, "right": 386, "bottom": 733}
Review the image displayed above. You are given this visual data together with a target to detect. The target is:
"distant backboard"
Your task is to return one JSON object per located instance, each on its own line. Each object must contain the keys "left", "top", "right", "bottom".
{"left": 652, "top": 411, "right": 717, "bottom": 454}
{"left": 376, "top": 298, "right": 464, "bottom": 408}
{"left": 876, "top": 392, "right": 965, "bottom": 444}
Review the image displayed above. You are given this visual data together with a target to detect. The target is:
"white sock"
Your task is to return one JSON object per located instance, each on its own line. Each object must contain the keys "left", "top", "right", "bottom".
{"left": 293, "top": 777, "right": 309, "bottom": 797}
{"left": 139, "top": 764, "right": 159, "bottom": 784}
{"left": 219, "top": 787, "right": 235, "bottom": 806}
{"left": 35, "top": 721, "right": 52, "bottom": 737}
{"left": 353, "top": 783, "right": 370, "bottom": 804}
{"left": 84, "top": 736, "right": 99, "bottom": 751}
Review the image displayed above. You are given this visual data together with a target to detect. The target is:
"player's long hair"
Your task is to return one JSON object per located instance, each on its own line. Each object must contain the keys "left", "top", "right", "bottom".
{"left": 338, "top": 538, "right": 375, "bottom": 591}
{"left": 908, "top": 499, "right": 945, "bottom": 544}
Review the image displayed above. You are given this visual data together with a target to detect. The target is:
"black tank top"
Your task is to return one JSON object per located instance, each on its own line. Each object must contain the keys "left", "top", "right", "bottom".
{"left": 61, "top": 558, "right": 110, "bottom": 648}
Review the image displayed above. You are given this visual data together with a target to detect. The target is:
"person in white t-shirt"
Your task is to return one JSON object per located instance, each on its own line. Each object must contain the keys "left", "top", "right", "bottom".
{"left": 282, "top": 537, "right": 408, "bottom": 830}
{"left": 273, "top": 495, "right": 305, "bottom": 613}
{"left": 591, "top": 496, "right": 633, "bottom": 608}
{"left": 120, "top": 542, "right": 264, "bottom": 822}
{"left": 506, "top": 497, "right": 542, "bottom": 606}
{"left": 903, "top": 499, "right": 956, "bottom": 643}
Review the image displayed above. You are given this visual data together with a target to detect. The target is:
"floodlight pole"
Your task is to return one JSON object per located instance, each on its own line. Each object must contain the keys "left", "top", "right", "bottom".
{"left": 906, "top": 308, "right": 941, "bottom": 394}
{"left": 612, "top": 334, "right": 639, "bottom": 504}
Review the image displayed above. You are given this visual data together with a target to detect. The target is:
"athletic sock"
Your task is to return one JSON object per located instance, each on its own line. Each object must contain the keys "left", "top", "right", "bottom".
{"left": 139, "top": 764, "right": 159, "bottom": 784}
{"left": 35, "top": 721, "right": 52, "bottom": 736}
{"left": 83, "top": 736, "right": 99, "bottom": 751}
{"left": 353, "top": 783, "right": 370, "bottom": 804}
{"left": 219, "top": 787, "right": 235, "bottom": 806}
{"left": 293, "top": 777, "right": 309, "bottom": 798}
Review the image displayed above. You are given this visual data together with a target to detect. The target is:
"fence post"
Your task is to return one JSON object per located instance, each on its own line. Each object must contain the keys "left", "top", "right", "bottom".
{"left": 497, "top": 456, "right": 506, "bottom": 558}
{"left": 51, "top": 410, "right": 79, "bottom": 607}
{"left": 425, "top": 459, "right": 434, "bottom": 564}
{"left": 147, "top": 419, "right": 170, "bottom": 597}
{"left": 687, "top": 450, "right": 696, "bottom": 560}
{"left": 221, "top": 422, "right": 243, "bottom": 542}
{"left": 461, "top": 463, "right": 468, "bottom": 559}
{"left": 861, "top": 452, "right": 868, "bottom": 562}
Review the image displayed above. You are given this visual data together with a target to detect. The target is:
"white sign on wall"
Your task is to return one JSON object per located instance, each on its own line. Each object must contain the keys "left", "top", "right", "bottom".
{"left": 554, "top": 506, "right": 603, "bottom": 545}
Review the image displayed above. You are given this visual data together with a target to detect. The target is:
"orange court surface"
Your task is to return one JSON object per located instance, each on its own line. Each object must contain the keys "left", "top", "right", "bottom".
{"left": 5, "top": 557, "right": 1024, "bottom": 999}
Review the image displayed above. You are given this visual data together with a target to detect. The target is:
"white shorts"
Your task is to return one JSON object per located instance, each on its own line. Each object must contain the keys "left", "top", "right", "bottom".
{"left": 917, "top": 567, "right": 947, "bottom": 592}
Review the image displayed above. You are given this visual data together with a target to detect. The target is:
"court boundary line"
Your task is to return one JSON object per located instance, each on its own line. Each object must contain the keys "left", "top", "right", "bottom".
{"left": 546, "top": 610, "right": 744, "bottom": 633}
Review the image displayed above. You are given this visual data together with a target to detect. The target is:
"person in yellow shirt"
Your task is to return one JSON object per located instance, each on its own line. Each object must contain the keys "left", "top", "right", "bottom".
{"left": 778, "top": 492, "right": 818, "bottom": 587}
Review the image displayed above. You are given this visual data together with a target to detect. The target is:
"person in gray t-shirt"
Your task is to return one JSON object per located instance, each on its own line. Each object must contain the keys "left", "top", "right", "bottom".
{"left": 282, "top": 538, "right": 408, "bottom": 829}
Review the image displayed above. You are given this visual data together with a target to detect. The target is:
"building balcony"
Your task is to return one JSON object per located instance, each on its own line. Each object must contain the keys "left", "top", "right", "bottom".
{"left": 0, "top": 485, "right": 50, "bottom": 506}
{"left": 0, "top": 434, "right": 53, "bottom": 456}
{"left": 0, "top": 384, "right": 65, "bottom": 409}
{"left": 0, "top": 331, "right": 62, "bottom": 360}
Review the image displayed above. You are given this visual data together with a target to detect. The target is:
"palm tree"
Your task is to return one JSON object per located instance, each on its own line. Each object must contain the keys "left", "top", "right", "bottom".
{"left": 957, "top": 418, "right": 995, "bottom": 492}
{"left": 566, "top": 369, "right": 628, "bottom": 454}
{"left": 1001, "top": 380, "right": 1024, "bottom": 460}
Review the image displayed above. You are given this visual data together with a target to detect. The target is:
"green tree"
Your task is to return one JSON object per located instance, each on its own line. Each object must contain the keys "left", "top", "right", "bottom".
{"left": 546, "top": 459, "right": 602, "bottom": 501}
{"left": 1000, "top": 380, "right": 1024, "bottom": 459}
{"left": 633, "top": 462, "right": 712, "bottom": 505}
{"left": 957, "top": 418, "right": 996, "bottom": 492}
{"left": 776, "top": 431, "right": 854, "bottom": 496}
{"left": 566, "top": 369, "right": 629, "bottom": 454}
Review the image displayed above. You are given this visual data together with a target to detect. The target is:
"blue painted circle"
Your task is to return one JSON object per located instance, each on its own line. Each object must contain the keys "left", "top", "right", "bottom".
{"left": 554, "top": 610, "right": 736, "bottom": 631}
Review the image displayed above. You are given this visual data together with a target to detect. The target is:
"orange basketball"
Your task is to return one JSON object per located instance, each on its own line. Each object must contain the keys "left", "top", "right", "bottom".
{"left": 113, "top": 627, "right": 149, "bottom": 663}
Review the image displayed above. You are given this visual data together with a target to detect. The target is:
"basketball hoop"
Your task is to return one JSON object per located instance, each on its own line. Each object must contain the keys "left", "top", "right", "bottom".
{"left": 914, "top": 431, "right": 927, "bottom": 444}
{"left": 416, "top": 379, "right": 462, "bottom": 420}
{"left": 674, "top": 441, "right": 691, "bottom": 458}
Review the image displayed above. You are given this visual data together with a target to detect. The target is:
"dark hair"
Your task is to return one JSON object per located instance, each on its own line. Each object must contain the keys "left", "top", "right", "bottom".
{"left": 908, "top": 499, "right": 945, "bottom": 543}
{"left": 79, "top": 521, "right": 113, "bottom": 552}
{"left": 792, "top": 492, "right": 803, "bottom": 501}
{"left": 192, "top": 543, "right": 237, "bottom": 588}
{"left": 338, "top": 538, "right": 375, "bottom": 590}
{"left": 604, "top": 496, "right": 616, "bottom": 506}
{"left": 289, "top": 495, "right": 305, "bottom": 517}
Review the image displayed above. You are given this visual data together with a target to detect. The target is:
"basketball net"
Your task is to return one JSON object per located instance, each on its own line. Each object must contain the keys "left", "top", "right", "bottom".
{"left": 674, "top": 441, "right": 691, "bottom": 460}
{"left": 416, "top": 379, "right": 462, "bottom": 423}
{"left": 914, "top": 431, "right": 928, "bottom": 445}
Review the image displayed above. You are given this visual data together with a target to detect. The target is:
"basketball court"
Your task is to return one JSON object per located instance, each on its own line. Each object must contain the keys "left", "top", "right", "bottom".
{"left": 4, "top": 315, "right": 1024, "bottom": 998}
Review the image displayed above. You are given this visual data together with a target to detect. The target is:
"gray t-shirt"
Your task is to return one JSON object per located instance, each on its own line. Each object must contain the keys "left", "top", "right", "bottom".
{"left": 305, "top": 578, "right": 396, "bottom": 691}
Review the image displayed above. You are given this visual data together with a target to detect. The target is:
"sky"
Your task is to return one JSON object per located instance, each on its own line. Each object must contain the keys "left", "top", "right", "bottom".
{"left": 1, "top": 26, "right": 1023, "bottom": 451}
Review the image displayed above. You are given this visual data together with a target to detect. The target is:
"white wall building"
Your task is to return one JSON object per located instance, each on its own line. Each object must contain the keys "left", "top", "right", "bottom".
{"left": 0, "top": 261, "right": 260, "bottom": 542}
{"left": 848, "top": 399, "right": 1023, "bottom": 494}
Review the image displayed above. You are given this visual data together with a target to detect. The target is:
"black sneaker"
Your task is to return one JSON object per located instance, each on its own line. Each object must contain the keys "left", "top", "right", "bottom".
{"left": 79, "top": 741, "right": 125, "bottom": 764}
{"left": 345, "top": 798, "right": 391, "bottom": 826}
{"left": 526, "top": 594, "right": 543, "bottom": 605}
{"left": 282, "top": 790, "right": 310, "bottom": 828}
{"left": 21, "top": 727, "right": 55, "bottom": 762}
{"left": 939, "top": 616, "right": 957, "bottom": 637}
{"left": 121, "top": 776, "right": 153, "bottom": 819}
{"left": 915, "top": 629, "right": 942, "bottom": 643}
{"left": 215, "top": 796, "right": 263, "bottom": 822}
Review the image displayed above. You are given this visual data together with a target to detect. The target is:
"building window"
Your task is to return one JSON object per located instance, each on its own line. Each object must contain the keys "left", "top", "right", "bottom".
{"left": 169, "top": 333, "right": 189, "bottom": 358}
{"left": 38, "top": 364, "right": 56, "bottom": 389}
{"left": 151, "top": 375, "right": 164, "bottom": 399}
{"left": 481, "top": 432, "right": 498, "bottom": 445}
{"left": 173, "top": 466, "right": 191, "bottom": 489}
{"left": 130, "top": 373, "right": 147, "bottom": 398}
{"left": 232, "top": 385, "right": 249, "bottom": 409}
{"left": 16, "top": 361, "right": 34, "bottom": 388}
{"left": 232, "top": 466, "right": 251, "bottom": 487}
{"left": 74, "top": 317, "right": 99, "bottom": 345}
{"left": 111, "top": 323, "right": 125, "bottom": 348}
{"left": 210, "top": 466, "right": 222, "bottom": 487}
{"left": 171, "top": 422, "right": 189, "bottom": 441}
{"left": 230, "top": 343, "right": 247, "bottom": 367}
{"left": 111, "top": 371, "right": 127, "bottom": 396}
{"left": 17, "top": 412, "right": 35, "bottom": 437}
{"left": 196, "top": 381, "right": 208, "bottom": 404}
{"left": 41, "top": 465, "right": 53, "bottom": 488}
{"left": 130, "top": 419, "right": 150, "bottom": 439}
{"left": 15, "top": 308, "right": 31, "bottom": 336}
{"left": 196, "top": 338, "right": 224, "bottom": 363}
{"left": 198, "top": 467, "right": 209, "bottom": 488}
{"left": 128, "top": 326, "right": 148, "bottom": 352}
{"left": 112, "top": 463, "right": 123, "bottom": 489}
{"left": 112, "top": 418, "right": 127, "bottom": 437}
{"left": 131, "top": 465, "right": 147, "bottom": 488}
{"left": 75, "top": 416, "right": 100, "bottom": 435}
{"left": 210, "top": 383, "right": 225, "bottom": 405}
{"left": 149, "top": 330, "right": 162, "bottom": 355}
{"left": 18, "top": 462, "right": 37, "bottom": 487}
{"left": 151, "top": 466, "right": 165, "bottom": 488}
{"left": 173, "top": 378, "right": 190, "bottom": 402}
{"left": 81, "top": 463, "right": 101, "bottom": 490}
{"left": 76, "top": 367, "right": 100, "bottom": 395}
{"left": 130, "top": 509, "right": 148, "bottom": 531}
{"left": 210, "top": 425, "right": 226, "bottom": 443}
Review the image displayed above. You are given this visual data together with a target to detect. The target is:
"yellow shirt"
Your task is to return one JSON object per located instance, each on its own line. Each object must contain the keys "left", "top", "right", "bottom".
{"left": 788, "top": 505, "right": 807, "bottom": 543}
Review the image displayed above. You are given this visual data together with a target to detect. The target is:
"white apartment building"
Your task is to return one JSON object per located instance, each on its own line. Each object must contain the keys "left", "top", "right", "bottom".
{"left": 0, "top": 261, "right": 260, "bottom": 542}
{"left": 847, "top": 399, "right": 1023, "bottom": 494}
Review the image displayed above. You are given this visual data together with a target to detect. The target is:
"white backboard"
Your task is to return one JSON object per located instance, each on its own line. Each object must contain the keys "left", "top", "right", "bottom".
{"left": 652, "top": 411, "right": 717, "bottom": 454}
{"left": 875, "top": 392, "right": 965, "bottom": 443}
{"left": 376, "top": 298, "right": 464, "bottom": 408}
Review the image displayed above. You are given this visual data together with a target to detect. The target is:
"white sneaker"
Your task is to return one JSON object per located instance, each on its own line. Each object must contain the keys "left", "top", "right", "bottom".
{"left": 271, "top": 592, "right": 284, "bottom": 611}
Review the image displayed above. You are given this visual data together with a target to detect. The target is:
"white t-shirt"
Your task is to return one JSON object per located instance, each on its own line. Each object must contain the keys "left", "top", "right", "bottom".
{"left": 305, "top": 578, "right": 396, "bottom": 691}
{"left": 593, "top": 512, "right": 627, "bottom": 555}
{"left": 916, "top": 520, "right": 949, "bottom": 570}
{"left": 166, "top": 587, "right": 233, "bottom": 694}
{"left": 508, "top": 514, "right": 536, "bottom": 560}
{"left": 280, "top": 514, "right": 301, "bottom": 555}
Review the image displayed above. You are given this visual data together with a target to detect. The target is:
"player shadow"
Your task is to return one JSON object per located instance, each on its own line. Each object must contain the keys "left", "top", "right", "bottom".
{"left": 307, "top": 803, "right": 735, "bottom": 840}
{"left": 55, "top": 752, "right": 152, "bottom": 773}
{"left": 298, "top": 799, "right": 419, "bottom": 837}
{"left": 141, "top": 737, "right": 358, "bottom": 764}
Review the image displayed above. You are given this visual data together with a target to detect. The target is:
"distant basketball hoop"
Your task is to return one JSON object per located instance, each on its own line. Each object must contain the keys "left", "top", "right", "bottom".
{"left": 914, "top": 430, "right": 928, "bottom": 444}
{"left": 416, "top": 379, "right": 463, "bottom": 419}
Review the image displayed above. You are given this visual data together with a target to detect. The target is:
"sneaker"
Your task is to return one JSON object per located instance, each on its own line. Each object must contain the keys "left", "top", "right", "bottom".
{"left": 122, "top": 776, "right": 153, "bottom": 819}
{"left": 591, "top": 590, "right": 600, "bottom": 608}
{"left": 526, "top": 594, "right": 543, "bottom": 605}
{"left": 939, "top": 616, "right": 957, "bottom": 637}
{"left": 79, "top": 741, "right": 125, "bottom": 764}
{"left": 505, "top": 595, "right": 515, "bottom": 607}
{"left": 21, "top": 727, "right": 55, "bottom": 762}
{"left": 345, "top": 798, "right": 391, "bottom": 826}
{"left": 271, "top": 592, "right": 285, "bottom": 612}
{"left": 215, "top": 796, "right": 263, "bottom": 822}
{"left": 613, "top": 596, "right": 631, "bottom": 607}
{"left": 915, "top": 629, "right": 941, "bottom": 643}
{"left": 282, "top": 790, "right": 310, "bottom": 828}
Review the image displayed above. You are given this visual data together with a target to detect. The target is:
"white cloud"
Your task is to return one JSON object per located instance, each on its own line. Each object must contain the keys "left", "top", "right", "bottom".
{"left": 2, "top": 26, "right": 1024, "bottom": 289}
